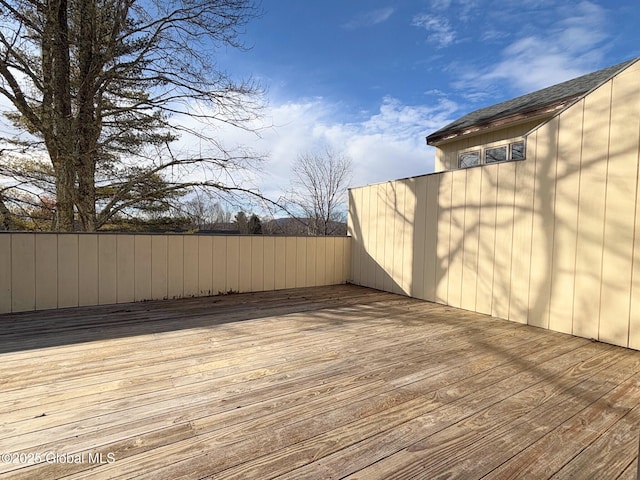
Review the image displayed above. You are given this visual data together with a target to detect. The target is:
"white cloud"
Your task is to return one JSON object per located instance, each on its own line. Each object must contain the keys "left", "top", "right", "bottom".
{"left": 195, "top": 95, "right": 459, "bottom": 207}
{"left": 455, "top": 1, "right": 610, "bottom": 93}
{"left": 343, "top": 7, "right": 395, "bottom": 29}
{"left": 412, "top": 14, "right": 456, "bottom": 48}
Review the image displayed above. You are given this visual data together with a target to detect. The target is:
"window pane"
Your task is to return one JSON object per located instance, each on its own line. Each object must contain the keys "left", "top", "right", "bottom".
{"left": 459, "top": 151, "right": 480, "bottom": 168}
{"left": 486, "top": 146, "right": 507, "bottom": 163}
{"left": 511, "top": 141, "right": 525, "bottom": 160}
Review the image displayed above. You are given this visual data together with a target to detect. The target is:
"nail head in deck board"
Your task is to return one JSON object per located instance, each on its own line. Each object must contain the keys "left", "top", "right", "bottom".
{"left": 1, "top": 285, "right": 640, "bottom": 479}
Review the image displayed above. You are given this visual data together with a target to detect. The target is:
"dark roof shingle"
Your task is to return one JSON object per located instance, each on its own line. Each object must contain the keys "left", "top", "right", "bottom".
{"left": 427, "top": 58, "right": 638, "bottom": 145}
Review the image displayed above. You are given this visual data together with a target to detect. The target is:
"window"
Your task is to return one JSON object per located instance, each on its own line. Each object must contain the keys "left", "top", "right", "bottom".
{"left": 511, "top": 141, "right": 525, "bottom": 160}
{"left": 458, "top": 150, "right": 480, "bottom": 168}
{"left": 458, "top": 140, "right": 526, "bottom": 169}
{"left": 485, "top": 146, "right": 507, "bottom": 163}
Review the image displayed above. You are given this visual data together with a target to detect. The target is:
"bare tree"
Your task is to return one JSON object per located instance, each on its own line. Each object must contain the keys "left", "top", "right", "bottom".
{"left": 0, "top": 0, "right": 262, "bottom": 231}
{"left": 288, "top": 148, "right": 352, "bottom": 236}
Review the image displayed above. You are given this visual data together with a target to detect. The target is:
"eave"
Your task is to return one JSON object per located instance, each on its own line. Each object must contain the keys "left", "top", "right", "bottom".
{"left": 426, "top": 96, "right": 581, "bottom": 147}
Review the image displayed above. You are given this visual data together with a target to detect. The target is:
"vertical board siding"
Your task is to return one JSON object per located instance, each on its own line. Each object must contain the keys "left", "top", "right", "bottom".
{"left": 251, "top": 237, "right": 265, "bottom": 292}
{"left": 573, "top": 86, "right": 610, "bottom": 341}
{"left": 461, "top": 168, "right": 480, "bottom": 312}
{"left": 78, "top": 235, "right": 99, "bottom": 306}
{"left": 347, "top": 64, "right": 640, "bottom": 350}
{"left": 528, "top": 118, "right": 559, "bottom": 330}
{"left": 549, "top": 102, "right": 583, "bottom": 335}
{"left": 374, "top": 184, "right": 386, "bottom": 290}
{"left": 348, "top": 188, "right": 363, "bottom": 285}
{"left": 509, "top": 152, "right": 535, "bottom": 324}
{"left": 116, "top": 235, "right": 135, "bottom": 303}
{"left": 411, "top": 179, "right": 427, "bottom": 299}
{"left": 134, "top": 235, "right": 152, "bottom": 302}
{"left": 212, "top": 236, "right": 227, "bottom": 294}
{"left": 599, "top": 70, "right": 640, "bottom": 347}
{"left": 238, "top": 237, "right": 252, "bottom": 292}
{"left": 167, "top": 236, "right": 184, "bottom": 299}
{"left": 12, "top": 234, "right": 35, "bottom": 312}
{"left": 98, "top": 235, "right": 117, "bottom": 305}
{"left": 151, "top": 236, "right": 168, "bottom": 301}
{"left": 35, "top": 234, "right": 58, "bottom": 310}
{"left": 1, "top": 234, "right": 351, "bottom": 313}
{"left": 295, "top": 237, "right": 307, "bottom": 288}
{"left": 424, "top": 175, "right": 439, "bottom": 302}
{"left": 198, "top": 236, "right": 213, "bottom": 296}
{"left": 0, "top": 235, "right": 11, "bottom": 314}
{"left": 629, "top": 66, "right": 640, "bottom": 349}
{"left": 183, "top": 236, "right": 199, "bottom": 297}
{"left": 262, "top": 236, "right": 275, "bottom": 291}
{"left": 476, "top": 166, "right": 497, "bottom": 316}
{"left": 492, "top": 162, "right": 516, "bottom": 320}
{"left": 447, "top": 171, "right": 465, "bottom": 308}
{"left": 57, "top": 234, "right": 79, "bottom": 308}
{"left": 435, "top": 172, "right": 452, "bottom": 304}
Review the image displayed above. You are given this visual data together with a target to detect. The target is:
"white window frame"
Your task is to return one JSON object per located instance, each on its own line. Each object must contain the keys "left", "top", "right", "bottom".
{"left": 457, "top": 139, "right": 526, "bottom": 169}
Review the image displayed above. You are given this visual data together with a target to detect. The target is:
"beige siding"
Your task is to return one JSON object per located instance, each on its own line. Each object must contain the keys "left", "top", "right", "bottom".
{"left": 273, "top": 237, "right": 286, "bottom": 290}
{"left": 134, "top": 235, "right": 152, "bottom": 302}
{"left": 572, "top": 86, "right": 610, "bottom": 341}
{"left": 212, "top": 236, "right": 227, "bottom": 294}
{"left": 167, "top": 236, "right": 184, "bottom": 299}
{"left": 508, "top": 152, "right": 535, "bottom": 324}
{"left": 476, "top": 166, "right": 496, "bottom": 316}
{"left": 435, "top": 172, "right": 452, "bottom": 304}
{"left": 460, "top": 167, "right": 480, "bottom": 312}
{"left": 599, "top": 65, "right": 640, "bottom": 347}
{"left": 262, "top": 236, "right": 275, "bottom": 291}
{"left": 423, "top": 175, "right": 439, "bottom": 301}
{"left": 295, "top": 237, "right": 307, "bottom": 288}
{"left": 183, "top": 236, "right": 199, "bottom": 297}
{"left": 528, "top": 118, "right": 558, "bottom": 330}
{"left": 35, "top": 234, "right": 58, "bottom": 310}
{"left": 548, "top": 103, "right": 583, "bottom": 335}
{"left": 1, "top": 234, "right": 351, "bottom": 313}
{"left": 349, "top": 61, "right": 640, "bottom": 350}
{"left": 285, "top": 236, "right": 297, "bottom": 289}
{"left": 492, "top": 162, "right": 516, "bottom": 320}
{"left": 78, "top": 235, "right": 99, "bottom": 306}
{"left": 98, "top": 235, "right": 117, "bottom": 305}
{"left": 251, "top": 236, "right": 264, "bottom": 292}
{"left": 238, "top": 237, "right": 252, "bottom": 292}
{"left": 58, "top": 234, "right": 79, "bottom": 308}
{"left": 0, "top": 235, "right": 11, "bottom": 314}
{"left": 12, "top": 234, "right": 35, "bottom": 312}
{"left": 348, "top": 188, "right": 362, "bottom": 285}
{"left": 198, "top": 236, "right": 213, "bottom": 296}
{"left": 151, "top": 235, "right": 168, "bottom": 300}
{"left": 116, "top": 235, "right": 135, "bottom": 303}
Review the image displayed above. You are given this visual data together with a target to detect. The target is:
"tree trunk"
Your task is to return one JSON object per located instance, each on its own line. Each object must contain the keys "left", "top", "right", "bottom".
{"left": 43, "top": 0, "right": 77, "bottom": 231}
{"left": 74, "top": 0, "right": 99, "bottom": 231}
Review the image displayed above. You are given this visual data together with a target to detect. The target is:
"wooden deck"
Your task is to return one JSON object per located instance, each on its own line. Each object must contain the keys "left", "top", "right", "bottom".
{"left": 1, "top": 284, "right": 640, "bottom": 479}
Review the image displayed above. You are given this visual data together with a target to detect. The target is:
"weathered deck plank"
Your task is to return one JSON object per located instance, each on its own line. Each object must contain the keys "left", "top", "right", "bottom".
{"left": 1, "top": 284, "right": 639, "bottom": 479}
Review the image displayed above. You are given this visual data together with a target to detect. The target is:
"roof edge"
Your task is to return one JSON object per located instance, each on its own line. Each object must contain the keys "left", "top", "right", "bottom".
{"left": 426, "top": 57, "right": 640, "bottom": 147}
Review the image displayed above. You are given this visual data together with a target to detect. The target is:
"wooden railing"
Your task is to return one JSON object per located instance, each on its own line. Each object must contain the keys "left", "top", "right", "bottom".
{"left": 0, "top": 233, "right": 351, "bottom": 313}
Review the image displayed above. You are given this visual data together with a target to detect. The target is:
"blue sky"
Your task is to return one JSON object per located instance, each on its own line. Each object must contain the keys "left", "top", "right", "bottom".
{"left": 182, "top": 1, "right": 640, "bottom": 208}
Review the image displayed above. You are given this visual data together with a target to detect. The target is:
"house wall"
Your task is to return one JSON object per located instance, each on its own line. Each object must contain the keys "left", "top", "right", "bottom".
{"left": 434, "top": 119, "right": 544, "bottom": 172}
{"left": 349, "top": 59, "right": 640, "bottom": 349}
{"left": 0, "top": 233, "right": 351, "bottom": 313}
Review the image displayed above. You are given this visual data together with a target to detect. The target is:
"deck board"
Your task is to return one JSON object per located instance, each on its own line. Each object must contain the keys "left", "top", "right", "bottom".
{"left": 1, "top": 284, "right": 639, "bottom": 479}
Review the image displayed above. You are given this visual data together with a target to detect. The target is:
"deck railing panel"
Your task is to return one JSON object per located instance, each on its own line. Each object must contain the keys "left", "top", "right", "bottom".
{"left": 0, "top": 233, "right": 351, "bottom": 313}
